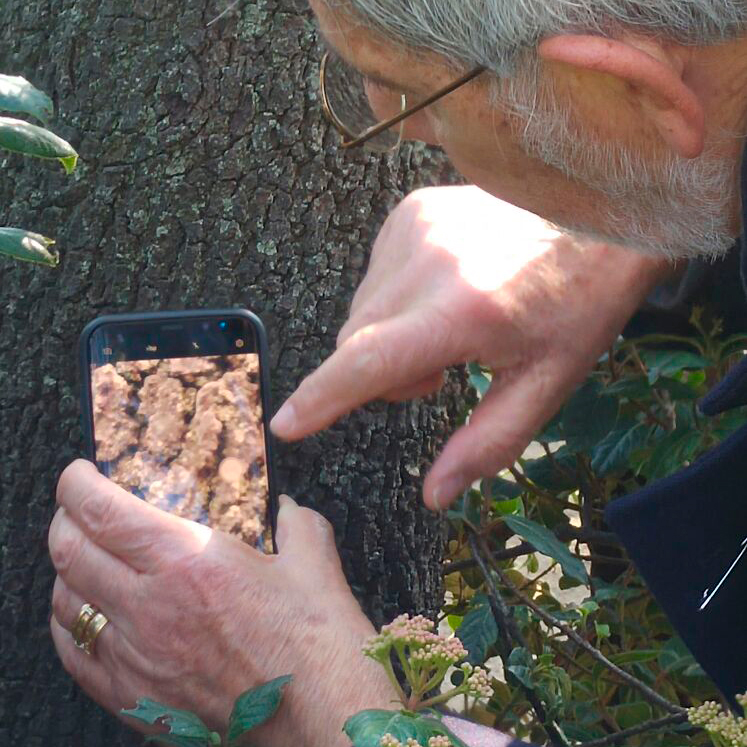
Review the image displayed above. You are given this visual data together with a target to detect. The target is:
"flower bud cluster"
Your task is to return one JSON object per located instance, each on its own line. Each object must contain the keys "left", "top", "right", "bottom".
{"left": 379, "top": 735, "right": 420, "bottom": 747}
{"left": 363, "top": 614, "right": 467, "bottom": 666}
{"left": 464, "top": 665, "right": 494, "bottom": 699}
{"left": 409, "top": 637, "right": 468, "bottom": 667}
{"left": 688, "top": 696, "right": 747, "bottom": 747}
{"left": 378, "top": 734, "right": 453, "bottom": 747}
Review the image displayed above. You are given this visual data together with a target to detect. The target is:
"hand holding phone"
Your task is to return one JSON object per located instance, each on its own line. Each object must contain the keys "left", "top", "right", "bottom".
{"left": 79, "top": 310, "right": 277, "bottom": 552}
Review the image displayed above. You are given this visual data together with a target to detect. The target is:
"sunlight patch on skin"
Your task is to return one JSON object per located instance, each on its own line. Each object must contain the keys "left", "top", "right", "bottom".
{"left": 417, "top": 191, "right": 563, "bottom": 292}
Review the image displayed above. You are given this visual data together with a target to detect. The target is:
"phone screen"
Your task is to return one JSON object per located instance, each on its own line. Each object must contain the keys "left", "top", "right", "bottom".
{"left": 85, "top": 314, "right": 273, "bottom": 552}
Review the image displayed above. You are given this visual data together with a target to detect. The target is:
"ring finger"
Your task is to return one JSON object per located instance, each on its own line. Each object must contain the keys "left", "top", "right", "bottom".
{"left": 52, "top": 575, "right": 115, "bottom": 657}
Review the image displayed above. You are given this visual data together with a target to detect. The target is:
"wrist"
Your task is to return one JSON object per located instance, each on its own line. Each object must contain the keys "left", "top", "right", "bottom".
{"left": 570, "top": 237, "right": 680, "bottom": 306}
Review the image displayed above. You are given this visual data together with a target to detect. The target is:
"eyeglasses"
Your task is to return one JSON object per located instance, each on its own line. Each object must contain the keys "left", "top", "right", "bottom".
{"left": 319, "top": 51, "right": 486, "bottom": 152}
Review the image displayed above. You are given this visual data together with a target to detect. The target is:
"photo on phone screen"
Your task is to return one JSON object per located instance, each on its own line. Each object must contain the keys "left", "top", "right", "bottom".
{"left": 81, "top": 312, "right": 275, "bottom": 553}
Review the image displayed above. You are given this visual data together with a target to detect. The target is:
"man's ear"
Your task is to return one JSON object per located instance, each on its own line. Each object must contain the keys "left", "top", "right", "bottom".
{"left": 539, "top": 34, "right": 705, "bottom": 159}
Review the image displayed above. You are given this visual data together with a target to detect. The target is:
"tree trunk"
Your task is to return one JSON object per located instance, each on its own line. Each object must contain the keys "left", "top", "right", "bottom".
{"left": 0, "top": 1, "right": 466, "bottom": 744}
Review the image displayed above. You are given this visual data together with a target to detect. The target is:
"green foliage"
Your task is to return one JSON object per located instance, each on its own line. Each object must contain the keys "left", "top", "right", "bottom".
{"left": 226, "top": 675, "right": 292, "bottom": 744}
{"left": 121, "top": 699, "right": 220, "bottom": 747}
{"left": 122, "top": 676, "right": 292, "bottom": 747}
{"left": 345, "top": 710, "right": 467, "bottom": 747}
{"left": 0, "top": 74, "right": 78, "bottom": 266}
{"left": 444, "top": 310, "right": 747, "bottom": 745}
{"left": 455, "top": 594, "right": 498, "bottom": 666}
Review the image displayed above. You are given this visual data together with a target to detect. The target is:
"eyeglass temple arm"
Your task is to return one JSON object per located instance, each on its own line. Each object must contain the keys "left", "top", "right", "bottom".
{"left": 341, "top": 66, "right": 486, "bottom": 149}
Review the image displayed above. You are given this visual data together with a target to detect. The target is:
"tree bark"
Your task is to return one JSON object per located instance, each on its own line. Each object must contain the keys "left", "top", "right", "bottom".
{"left": 0, "top": 1, "right": 466, "bottom": 745}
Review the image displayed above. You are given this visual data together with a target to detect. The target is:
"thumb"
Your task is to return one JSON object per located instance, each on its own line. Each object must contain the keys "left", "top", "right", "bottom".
{"left": 274, "top": 494, "right": 349, "bottom": 588}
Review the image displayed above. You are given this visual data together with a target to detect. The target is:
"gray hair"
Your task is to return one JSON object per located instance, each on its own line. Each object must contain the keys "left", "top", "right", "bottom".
{"left": 337, "top": 0, "right": 744, "bottom": 258}
{"left": 342, "top": 0, "right": 747, "bottom": 75}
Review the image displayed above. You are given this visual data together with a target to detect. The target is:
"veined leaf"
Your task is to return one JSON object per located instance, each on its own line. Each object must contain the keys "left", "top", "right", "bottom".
{"left": 344, "top": 710, "right": 468, "bottom": 747}
{"left": 591, "top": 420, "right": 650, "bottom": 476}
{"left": 562, "top": 380, "right": 619, "bottom": 452}
{"left": 503, "top": 515, "right": 588, "bottom": 584}
{"left": 641, "top": 350, "right": 710, "bottom": 384}
{"left": 523, "top": 447, "right": 578, "bottom": 492}
{"left": 456, "top": 593, "right": 498, "bottom": 665}
{"left": 226, "top": 675, "right": 292, "bottom": 745}
{"left": 121, "top": 699, "right": 218, "bottom": 747}
{"left": 0, "top": 227, "right": 58, "bottom": 266}
{"left": 0, "top": 116, "right": 78, "bottom": 172}
{"left": 0, "top": 75, "right": 53, "bottom": 124}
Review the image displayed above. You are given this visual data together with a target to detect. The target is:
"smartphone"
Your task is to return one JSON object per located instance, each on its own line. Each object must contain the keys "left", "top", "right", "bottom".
{"left": 79, "top": 309, "right": 277, "bottom": 553}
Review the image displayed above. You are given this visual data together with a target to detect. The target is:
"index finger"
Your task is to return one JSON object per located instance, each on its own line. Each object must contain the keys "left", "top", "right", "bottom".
{"left": 270, "top": 311, "right": 464, "bottom": 441}
{"left": 56, "top": 460, "right": 213, "bottom": 572}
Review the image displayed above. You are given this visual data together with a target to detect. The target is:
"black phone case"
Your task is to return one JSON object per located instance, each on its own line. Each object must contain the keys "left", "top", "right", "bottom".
{"left": 78, "top": 308, "right": 279, "bottom": 553}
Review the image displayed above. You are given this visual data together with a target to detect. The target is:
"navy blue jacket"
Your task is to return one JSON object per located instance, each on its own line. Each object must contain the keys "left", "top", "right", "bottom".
{"left": 606, "top": 158, "right": 747, "bottom": 705}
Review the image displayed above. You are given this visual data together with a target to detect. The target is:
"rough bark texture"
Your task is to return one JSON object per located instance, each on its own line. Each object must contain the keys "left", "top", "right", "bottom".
{"left": 0, "top": 1, "right": 467, "bottom": 745}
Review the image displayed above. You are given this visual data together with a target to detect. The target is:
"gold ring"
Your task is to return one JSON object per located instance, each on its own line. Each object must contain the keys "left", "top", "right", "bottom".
{"left": 81, "top": 612, "right": 109, "bottom": 656}
{"left": 72, "top": 603, "right": 98, "bottom": 648}
{"left": 71, "top": 603, "right": 110, "bottom": 656}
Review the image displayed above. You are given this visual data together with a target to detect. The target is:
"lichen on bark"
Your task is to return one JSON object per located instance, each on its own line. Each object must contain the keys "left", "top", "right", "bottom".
{"left": 0, "top": 1, "right": 466, "bottom": 744}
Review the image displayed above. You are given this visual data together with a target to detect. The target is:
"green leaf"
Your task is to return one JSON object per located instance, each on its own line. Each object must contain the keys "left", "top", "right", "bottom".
{"left": 447, "top": 489, "right": 482, "bottom": 527}
{"left": 562, "top": 380, "right": 619, "bottom": 452}
{"left": 536, "top": 411, "right": 564, "bottom": 442}
{"left": 344, "top": 710, "right": 468, "bottom": 747}
{"left": 640, "top": 428, "right": 702, "bottom": 480}
{"left": 605, "top": 375, "right": 699, "bottom": 401}
{"left": 594, "top": 622, "right": 610, "bottom": 639}
{"left": 609, "top": 702, "right": 652, "bottom": 730}
{"left": 480, "top": 476, "right": 521, "bottom": 501}
{"left": 503, "top": 515, "right": 588, "bottom": 584}
{"left": 608, "top": 650, "right": 660, "bottom": 666}
{"left": 507, "top": 647, "right": 535, "bottom": 689}
{"left": 522, "top": 447, "right": 578, "bottom": 492}
{"left": 121, "top": 699, "right": 216, "bottom": 747}
{"left": 640, "top": 350, "right": 710, "bottom": 384}
{"left": 0, "top": 116, "right": 78, "bottom": 172}
{"left": 591, "top": 420, "right": 650, "bottom": 476}
{"left": 456, "top": 594, "right": 498, "bottom": 665}
{"left": 0, "top": 227, "right": 58, "bottom": 266}
{"left": 226, "top": 675, "right": 292, "bottom": 745}
{"left": 0, "top": 75, "right": 53, "bottom": 124}
{"left": 468, "top": 362, "right": 490, "bottom": 398}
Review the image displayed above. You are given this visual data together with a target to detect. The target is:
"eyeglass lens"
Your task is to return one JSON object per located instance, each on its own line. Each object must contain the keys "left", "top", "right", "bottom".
{"left": 322, "top": 52, "right": 406, "bottom": 152}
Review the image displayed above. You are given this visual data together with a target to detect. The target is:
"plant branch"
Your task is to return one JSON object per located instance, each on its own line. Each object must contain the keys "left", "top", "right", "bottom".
{"left": 508, "top": 467, "right": 580, "bottom": 512}
{"left": 467, "top": 530, "right": 573, "bottom": 747}
{"left": 577, "top": 713, "right": 689, "bottom": 747}
{"left": 484, "top": 560, "right": 686, "bottom": 717}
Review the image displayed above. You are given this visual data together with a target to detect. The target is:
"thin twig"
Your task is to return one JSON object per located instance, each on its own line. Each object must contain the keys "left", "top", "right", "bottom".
{"left": 468, "top": 531, "right": 573, "bottom": 747}
{"left": 485, "top": 559, "right": 686, "bottom": 717}
{"left": 578, "top": 713, "right": 690, "bottom": 747}
{"left": 443, "top": 543, "right": 535, "bottom": 575}
{"left": 508, "top": 467, "right": 580, "bottom": 512}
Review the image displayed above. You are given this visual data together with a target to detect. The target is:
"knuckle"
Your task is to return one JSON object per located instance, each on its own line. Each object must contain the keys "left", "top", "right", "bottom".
{"left": 77, "top": 482, "right": 117, "bottom": 540}
{"left": 299, "top": 507, "right": 334, "bottom": 541}
{"left": 51, "top": 577, "right": 69, "bottom": 626}
{"left": 350, "top": 328, "right": 389, "bottom": 380}
{"left": 49, "top": 520, "right": 84, "bottom": 576}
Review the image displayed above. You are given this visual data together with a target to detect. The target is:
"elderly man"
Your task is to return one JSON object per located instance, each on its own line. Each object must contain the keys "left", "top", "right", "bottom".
{"left": 49, "top": 1, "right": 747, "bottom": 745}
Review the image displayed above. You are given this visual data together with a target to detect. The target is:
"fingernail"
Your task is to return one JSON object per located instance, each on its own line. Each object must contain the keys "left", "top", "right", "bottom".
{"left": 271, "top": 402, "right": 297, "bottom": 436}
{"left": 432, "top": 475, "right": 466, "bottom": 512}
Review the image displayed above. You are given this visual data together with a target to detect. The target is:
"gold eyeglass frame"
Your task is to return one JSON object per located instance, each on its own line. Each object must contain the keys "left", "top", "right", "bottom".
{"left": 319, "top": 51, "right": 486, "bottom": 150}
